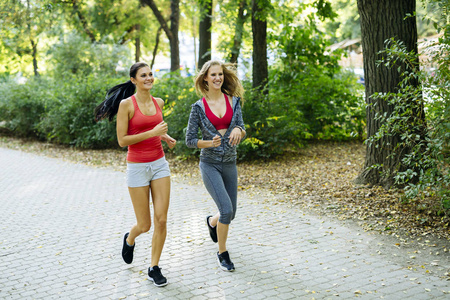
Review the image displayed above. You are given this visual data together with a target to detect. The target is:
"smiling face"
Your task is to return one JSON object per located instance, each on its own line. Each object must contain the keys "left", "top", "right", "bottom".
{"left": 131, "top": 66, "right": 154, "bottom": 91}
{"left": 204, "top": 64, "right": 224, "bottom": 91}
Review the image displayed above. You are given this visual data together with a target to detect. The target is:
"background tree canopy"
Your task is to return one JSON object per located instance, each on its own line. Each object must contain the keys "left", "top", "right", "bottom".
{"left": 0, "top": 0, "right": 369, "bottom": 150}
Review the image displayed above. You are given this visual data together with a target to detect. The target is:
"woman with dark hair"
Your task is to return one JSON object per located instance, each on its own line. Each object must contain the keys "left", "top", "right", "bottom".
{"left": 185, "top": 60, "right": 246, "bottom": 272}
{"left": 95, "top": 62, "right": 176, "bottom": 287}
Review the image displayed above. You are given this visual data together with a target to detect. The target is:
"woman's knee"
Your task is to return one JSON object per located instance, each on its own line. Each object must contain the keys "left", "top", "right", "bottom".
{"left": 138, "top": 222, "right": 151, "bottom": 233}
{"left": 153, "top": 215, "right": 167, "bottom": 229}
{"left": 219, "top": 210, "right": 233, "bottom": 225}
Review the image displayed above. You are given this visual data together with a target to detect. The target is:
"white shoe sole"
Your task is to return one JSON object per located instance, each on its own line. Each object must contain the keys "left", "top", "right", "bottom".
{"left": 217, "top": 258, "right": 235, "bottom": 272}
{"left": 148, "top": 275, "right": 168, "bottom": 287}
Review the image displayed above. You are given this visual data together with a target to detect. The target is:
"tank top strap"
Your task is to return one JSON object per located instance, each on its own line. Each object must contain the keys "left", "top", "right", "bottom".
{"left": 202, "top": 97, "right": 208, "bottom": 111}
{"left": 224, "top": 94, "right": 232, "bottom": 111}
{"left": 131, "top": 95, "right": 139, "bottom": 111}
{"left": 151, "top": 96, "right": 162, "bottom": 114}
{"left": 131, "top": 95, "right": 161, "bottom": 116}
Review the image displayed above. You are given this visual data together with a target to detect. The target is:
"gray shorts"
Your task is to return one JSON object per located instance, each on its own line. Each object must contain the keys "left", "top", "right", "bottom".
{"left": 127, "top": 156, "right": 170, "bottom": 187}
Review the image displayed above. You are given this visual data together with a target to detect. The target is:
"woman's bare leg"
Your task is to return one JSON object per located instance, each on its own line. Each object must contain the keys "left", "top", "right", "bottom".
{"left": 209, "top": 212, "right": 220, "bottom": 227}
{"left": 217, "top": 222, "right": 229, "bottom": 253}
{"left": 149, "top": 176, "right": 171, "bottom": 267}
{"left": 208, "top": 213, "right": 230, "bottom": 252}
{"left": 127, "top": 186, "right": 151, "bottom": 245}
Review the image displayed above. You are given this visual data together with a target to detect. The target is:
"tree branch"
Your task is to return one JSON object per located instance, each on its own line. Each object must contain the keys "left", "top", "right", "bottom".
{"left": 139, "top": 0, "right": 173, "bottom": 41}
{"left": 70, "top": 0, "right": 96, "bottom": 42}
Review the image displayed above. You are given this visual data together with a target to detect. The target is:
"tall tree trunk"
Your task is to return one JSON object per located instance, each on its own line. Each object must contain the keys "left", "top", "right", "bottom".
{"left": 151, "top": 26, "right": 163, "bottom": 69}
{"left": 30, "top": 38, "right": 39, "bottom": 76}
{"left": 229, "top": 0, "right": 248, "bottom": 64}
{"left": 170, "top": 0, "right": 180, "bottom": 71}
{"left": 140, "top": 0, "right": 180, "bottom": 72}
{"left": 251, "top": 0, "right": 268, "bottom": 92}
{"left": 135, "top": 24, "right": 141, "bottom": 62}
{"left": 26, "top": 0, "right": 38, "bottom": 76}
{"left": 198, "top": 0, "right": 212, "bottom": 69}
{"left": 356, "top": 0, "right": 423, "bottom": 188}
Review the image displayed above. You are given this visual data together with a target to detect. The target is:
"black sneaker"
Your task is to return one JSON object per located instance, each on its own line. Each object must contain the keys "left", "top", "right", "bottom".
{"left": 122, "top": 232, "right": 134, "bottom": 264}
{"left": 206, "top": 215, "right": 218, "bottom": 243}
{"left": 217, "top": 251, "right": 235, "bottom": 272}
{"left": 148, "top": 266, "right": 168, "bottom": 287}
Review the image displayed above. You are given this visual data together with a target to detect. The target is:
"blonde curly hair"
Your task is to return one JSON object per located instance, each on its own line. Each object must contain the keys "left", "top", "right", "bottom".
{"left": 194, "top": 60, "right": 244, "bottom": 102}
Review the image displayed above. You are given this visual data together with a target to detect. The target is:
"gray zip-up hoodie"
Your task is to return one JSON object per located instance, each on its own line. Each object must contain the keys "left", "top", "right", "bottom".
{"left": 185, "top": 96, "right": 246, "bottom": 163}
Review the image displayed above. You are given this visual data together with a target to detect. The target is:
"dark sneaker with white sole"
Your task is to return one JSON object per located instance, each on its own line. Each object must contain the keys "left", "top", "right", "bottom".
{"left": 122, "top": 232, "right": 134, "bottom": 264}
{"left": 217, "top": 251, "right": 235, "bottom": 272}
{"left": 206, "top": 215, "right": 218, "bottom": 243}
{"left": 148, "top": 266, "right": 168, "bottom": 287}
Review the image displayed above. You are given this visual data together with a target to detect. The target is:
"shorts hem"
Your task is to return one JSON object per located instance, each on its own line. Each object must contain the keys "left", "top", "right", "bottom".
{"left": 126, "top": 157, "right": 170, "bottom": 187}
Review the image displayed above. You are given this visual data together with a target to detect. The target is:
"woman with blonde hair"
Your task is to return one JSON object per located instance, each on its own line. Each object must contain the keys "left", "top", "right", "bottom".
{"left": 185, "top": 60, "right": 246, "bottom": 271}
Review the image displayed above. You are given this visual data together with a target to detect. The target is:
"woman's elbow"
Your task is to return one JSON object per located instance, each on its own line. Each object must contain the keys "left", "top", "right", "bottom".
{"left": 185, "top": 139, "right": 196, "bottom": 148}
{"left": 117, "top": 138, "right": 127, "bottom": 148}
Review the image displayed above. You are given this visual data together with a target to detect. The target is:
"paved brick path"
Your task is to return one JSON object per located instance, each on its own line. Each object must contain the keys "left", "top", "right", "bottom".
{"left": 1, "top": 147, "right": 449, "bottom": 299}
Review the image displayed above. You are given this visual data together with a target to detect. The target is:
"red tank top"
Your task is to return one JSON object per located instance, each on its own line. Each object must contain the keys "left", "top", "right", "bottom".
{"left": 127, "top": 95, "right": 164, "bottom": 163}
{"left": 203, "top": 94, "right": 233, "bottom": 130}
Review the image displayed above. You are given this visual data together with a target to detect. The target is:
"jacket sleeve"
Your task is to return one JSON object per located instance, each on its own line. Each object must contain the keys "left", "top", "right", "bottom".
{"left": 185, "top": 105, "right": 200, "bottom": 148}
{"left": 235, "top": 99, "right": 246, "bottom": 138}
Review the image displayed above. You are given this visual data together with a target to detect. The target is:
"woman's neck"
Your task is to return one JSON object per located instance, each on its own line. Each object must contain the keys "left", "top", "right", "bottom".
{"left": 135, "top": 90, "right": 151, "bottom": 102}
{"left": 205, "top": 90, "right": 223, "bottom": 102}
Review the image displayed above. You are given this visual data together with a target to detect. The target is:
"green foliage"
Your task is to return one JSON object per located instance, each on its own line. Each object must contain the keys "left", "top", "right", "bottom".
{"left": 0, "top": 74, "right": 122, "bottom": 148}
{"left": 313, "top": 0, "right": 338, "bottom": 21}
{"left": 48, "top": 32, "right": 131, "bottom": 78}
{"left": 0, "top": 31, "right": 132, "bottom": 147}
{"left": 370, "top": 35, "right": 450, "bottom": 215}
{"left": 0, "top": 0, "right": 367, "bottom": 162}
{"left": 320, "top": 0, "right": 360, "bottom": 42}
{"left": 241, "top": 68, "right": 365, "bottom": 159}
{"left": 240, "top": 84, "right": 296, "bottom": 159}
{"left": 0, "top": 0, "right": 57, "bottom": 75}
{"left": 322, "top": 0, "right": 443, "bottom": 43}
{"left": 215, "top": 0, "right": 252, "bottom": 61}
{"left": 152, "top": 73, "right": 200, "bottom": 157}
{"left": 238, "top": 6, "right": 365, "bottom": 159}
{"left": 0, "top": 0, "right": 168, "bottom": 76}
{"left": 0, "top": 77, "right": 51, "bottom": 138}
{"left": 152, "top": 63, "right": 362, "bottom": 161}
{"left": 36, "top": 74, "right": 119, "bottom": 148}
{"left": 417, "top": 0, "right": 448, "bottom": 37}
{"left": 91, "top": 0, "right": 164, "bottom": 49}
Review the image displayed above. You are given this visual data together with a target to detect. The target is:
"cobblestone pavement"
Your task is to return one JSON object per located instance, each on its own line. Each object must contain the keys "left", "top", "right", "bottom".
{"left": 1, "top": 147, "right": 449, "bottom": 300}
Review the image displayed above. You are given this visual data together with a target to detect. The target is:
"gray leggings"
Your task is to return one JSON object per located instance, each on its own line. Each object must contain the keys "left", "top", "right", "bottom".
{"left": 199, "top": 160, "right": 238, "bottom": 225}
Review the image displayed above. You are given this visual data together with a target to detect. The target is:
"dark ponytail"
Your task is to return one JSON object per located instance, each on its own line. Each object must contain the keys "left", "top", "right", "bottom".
{"left": 94, "top": 62, "right": 149, "bottom": 122}
{"left": 95, "top": 80, "right": 135, "bottom": 121}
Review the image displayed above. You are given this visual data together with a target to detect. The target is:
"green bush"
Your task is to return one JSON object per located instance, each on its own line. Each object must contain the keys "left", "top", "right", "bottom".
{"left": 271, "top": 67, "right": 365, "bottom": 140}
{"left": 239, "top": 8, "right": 366, "bottom": 160}
{"left": 37, "top": 75, "right": 120, "bottom": 148}
{"left": 152, "top": 73, "right": 200, "bottom": 158}
{"left": 0, "top": 67, "right": 365, "bottom": 159}
{"left": 0, "top": 77, "right": 52, "bottom": 138}
{"left": 0, "top": 36, "right": 131, "bottom": 148}
{"left": 240, "top": 84, "right": 306, "bottom": 159}
{"left": 239, "top": 69, "right": 365, "bottom": 160}
{"left": 371, "top": 36, "right": 450, "bottom": 215}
